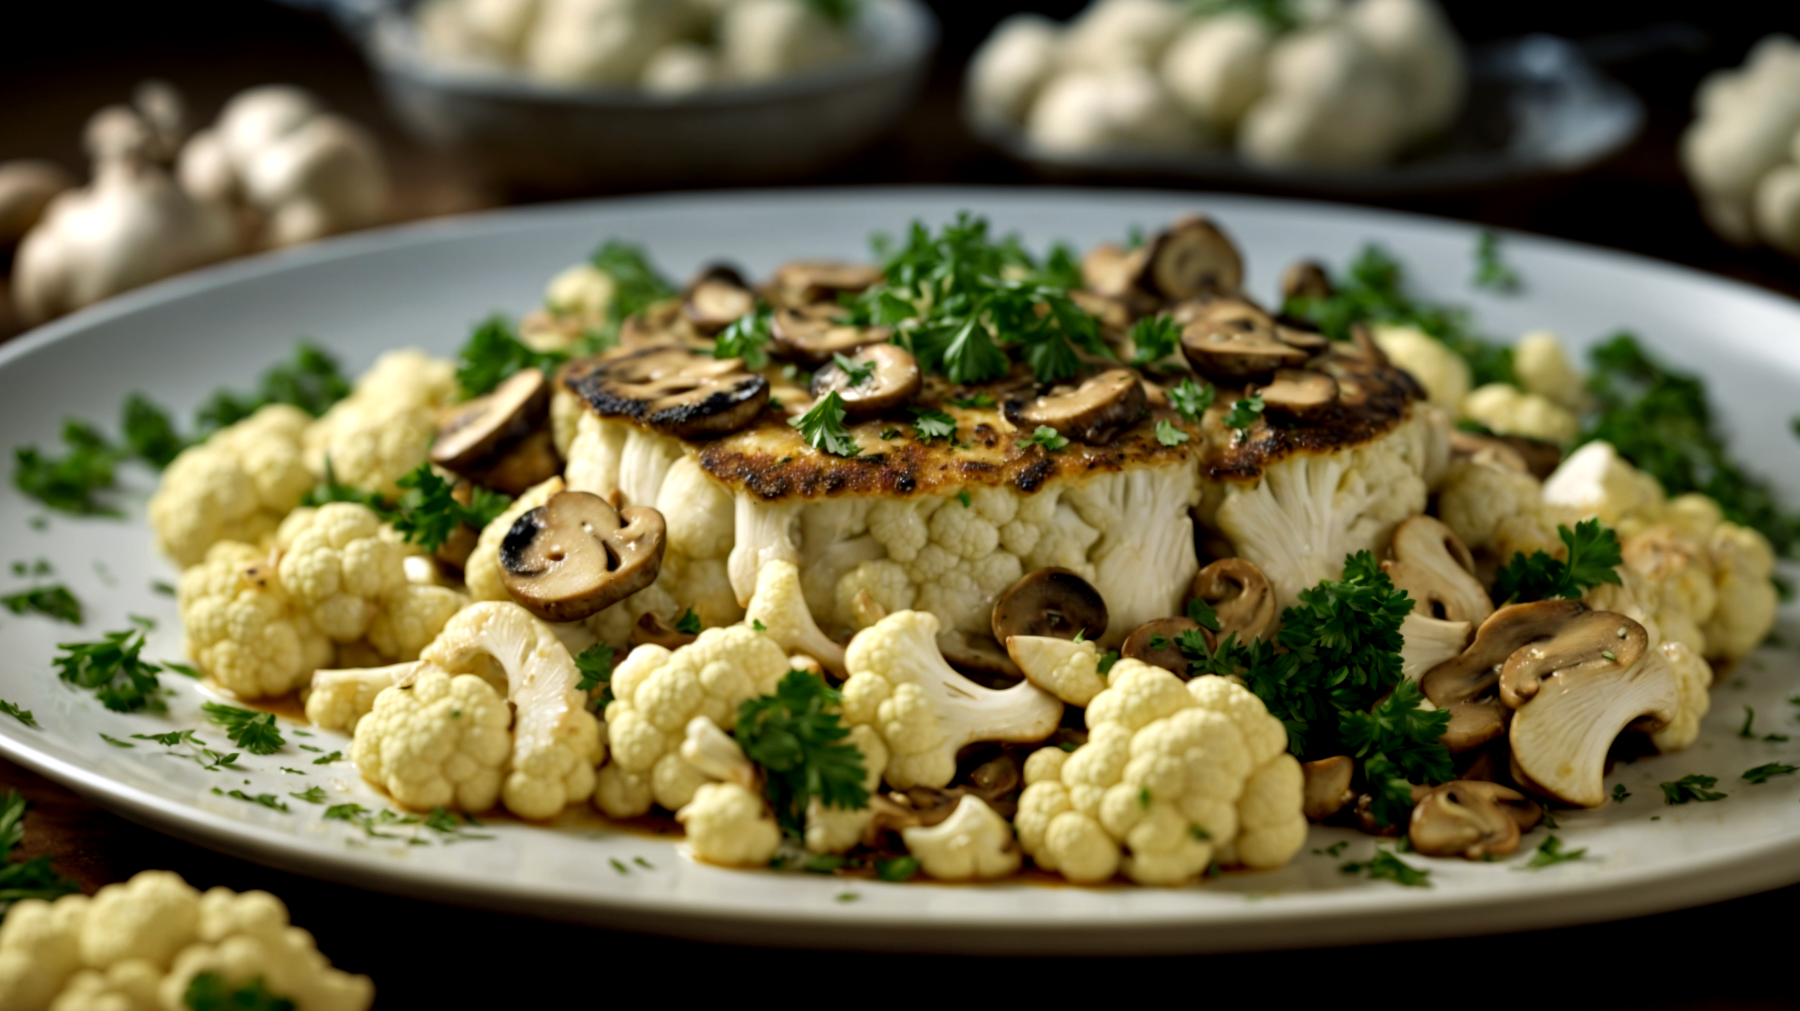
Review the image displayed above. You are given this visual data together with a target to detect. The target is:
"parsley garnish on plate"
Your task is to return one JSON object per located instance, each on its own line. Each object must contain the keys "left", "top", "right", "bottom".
{"left": 54, "top": 622, "right": 167, "bottom": 713}
{"left": 311, "top": 751, "right": 343, "bottom": 765}
{"left": 1224, "top": 394, "right": 1264, "bottom": 431}
{"left": 1019, "top": 425, "right": 1069, "bottom": 452}
{"left": 589, "top": 240, "right": 676, "bottom": 335}
{"left": 201, "top": 702, "right": 285, "bottom": 756}
{"left": 134, "top": 730, "right": 238, "bottom": 771}
{"left": 1743, "top": 762, "right": 1798, "bottom": 785}
{"left": 734, "top": 670, "right": 868, "bottom": 839}
{"left": 212, "top": 788, "right": 289, "bottom": 814}
{"left": 1340, "top": 849, "right": 1430, "bottom": 888}
{"left": 1167, "top": 378, "right": 1216, "bottom": 422}
{"left": 387, "top": 464, "right": 512, "bottom": 552}
{"left": 715, "top": 306, "right": 773, "bottom": 369}
{"left": 454, "top": 315, "right": 568, "bottom": 399}
{"left": 1492, "top": 520, "right": 1623, "bottom": 604}
{"left": 790, "top": 391, "right": 860, "bottom": 458}
{"left": 831, "top": 351, "right": 875, "bottom": 387}
{"left": 875, "top": 856, "right": 920, "bottom": 882}
{"left": 910, "top": 407, "right": 957, "bottom": 442}
{"left": 0, "top": 790, "right": 79, "bottom": 919}
{"left": 1471, "top": 230, "right": 1521, "bottom": 293}
{"left": 1517, "top": 835, "right": 1586, "bottom": 870}
{"left": 674, "top": 608, "right": 702, "bottom": 635}
{"left": 574, "top": 643, "right": 616, "bottom": 711}
{"left": 1660, "top": 774, "right": 1727, "bottom": 804}
{"left": 0, "top": 701, "right": 36, "bottom": 728}
{"left": 289, "top": 786, "right": 328, "bottom": 805}
{"left": 195, "top": 342, "right": 352, "bottom": 432}
{"left": 12, "top": 420, "right": 125, "bottom": 516}
{"left": 2, "top": 584, "right": 82, "bottom": 625}
{"left": 1129, "top": 314, "right": 1182, "bottom": 365}
{"left": 1611, "top": 783, "right": 1630, "bottom": 803}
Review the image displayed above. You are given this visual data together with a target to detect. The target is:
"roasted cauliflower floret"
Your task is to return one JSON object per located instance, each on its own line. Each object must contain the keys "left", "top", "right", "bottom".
{"left": 1370, "top": 324, "right": 1469, "bottom": 410}
{"left": 303, "top": 348, "right": 456, "bottom": 498}
{"left": 745, "top": 558, "right": 845, "bottom": 675}
{"left": 1462, "top": 383, "right": 1579, "bottom": 444}
{"left": 901, "top": 795, "right": 1022, "bottom": 881}
{"left": 1435, "top": 455, "right": 1565, "bottom": 563}
{"left": 178, "top": 541, "right": 333, "bottom": 698}
{"left": 677, "top": 782, "right": 783, "bottom": 868}
{"left": 1703, "top": 521, "right": 1779, "bottom": 660}
{"left": 149, "top": 404, "right": 314, "bottom": 568}
{"left": 1512, "top": 331, "right": 1586, "bottom": 411}
{"left": 351, "top": 668, "right": 512, "bottom": 812}
{"left": 803, "top": 723, "right": 889, "bottom": 855}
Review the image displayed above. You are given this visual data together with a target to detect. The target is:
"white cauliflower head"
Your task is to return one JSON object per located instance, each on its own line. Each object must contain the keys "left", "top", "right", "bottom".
{"left": 1370, "top": 324, "right": 1469, "bottom": 410}
{"left": 841, "top": 610, "right": 1062, "bottom": 790}
{"left": 302, "top": 348, "right": 455, "bottom": 498}
{"left": 149, "top": 404, "right": 314, "bottom": 568}
{"left": 179, "top": 541, "right": 333, "bottom": 698}
{"left": 276, "top": 502, "right": 467, "bottom": 658}
{"left": 352, "top": 668, "right": 512, "bottom": 812}
{"left": 900, "top": 795, "right": 1021, "bottom": 881}
{"left": 1462, "top": 383, "right": 1579, "bottom": 444}
{"left": 677, "top": 782, "right": 783, "bottom": 868}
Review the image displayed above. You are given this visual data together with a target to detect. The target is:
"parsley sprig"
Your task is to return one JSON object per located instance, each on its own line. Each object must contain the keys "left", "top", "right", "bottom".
{"left": 54, "top": 621, "right": 167, "bottom": 713}
{"left": 909, "top": 407, "right": 957, "bottom": 442}
{"left": 734, "top": 670, "right": 869, "bottom": 839}
{"left": 1517, "top": 834, "right": 1586, "bottom": 869}
{"left": 1472, "top": 230, "right": 1520, "bottom": 293}
{"left": 790, "top": 391, "right": 860, "bottom": 458}
{"left": 201, "top": 702, "right": 285, "bottom": 756}
{"left": 575, "top": 643, "right": 616, "bottom": 712}
{"left": 1168, "top": 378, "right": 1216, "bottom": 421}
{"left": 715, "top": 305, "right": 773, "bottom": 369}
{"left": 454, "top": 315, "right": 567, "bottom": 399}
{"left": 1129, "top": 314, "right": 1181, "bottom": 365}
{"left": 1743, "top": 762, "right": 1798, "bottom": 785}
{"left": 0, "top": 790, "right": 80, "bottom": 921}
{"left": 1340, "top": 849, "right": 1430, "bottom": 887}
{"left": 2, "top": 584, "right": 82, "bottom": 625}
{"left": 184, "top": 973, "right": 295, "bottom": 1011}
{"left": 1660, "top": 774, "right": 1727, "bottom": 804}
{"left": 1224, "top": 395, "right": 1264, "bottom": 430}
{"left": 389, "top": 464, "right": 512, "bottom": 552}
{"left": 1491, "top": 519, "right": 1623, "bottom": 604}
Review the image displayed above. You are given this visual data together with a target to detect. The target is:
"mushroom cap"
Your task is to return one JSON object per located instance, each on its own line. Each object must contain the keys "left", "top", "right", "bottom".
{"left": 1301, "top": 755, "right": 1355, "bottom": 821}
{"left": 1280, "top": 259, "right": 1332, "bottom": 302}
{"left": 772, "top": 260, "right": 883, "bottom": 305}
{"left": 1121, "top": 617, "right": 1201, "bottom": 675}
{"left": 1421, "top": 599, "right": 1591, "bottom": 753}
{"left": 1510, "top": 647, "right": 1680, "bottom": 807}
{"left": 1004, "top": 368, "right": 1147, "bottom": 444}
{"left": 1179, "top": 299, "right": 1310, "bottom": 382}
{"left": 1081, "top": 241, "right": 1137, "bottom": 298}
{"left": 631, "top": 611, "right": 698, "bottom": 651}
{"left": 1498, "top": 610, "right": 1648, "bottom": 710}
{"left": 1380, "top": 515, "right": 1494, "bottom": 625}
{"left": 809, "top": 343, "right": 922, "bottom": 417}
{"left": 1131, "top": 214, "right": 1243, "bottom": 301}
{"left": 431, "top": 367, "right": 550, "bottom": 473}
{"left": 681, "top": 264, "right": 757, "bottom": 337}
{"left": 464, "top": 427, "right": 563, "bottom": 497}
{"left": 499, "top": 490, "right": 667, "bottom": 623}
{"left": 1407, "top": 780, "right": 1540, "bottom": 859}
{"left": 991, "top": 567, "right": 1110, "bottom": 643}
{"left": 1253, "top": 368, "right": 1339, "bottom": 420}
{"left": 768, "top": 304, "right": 891, "bottom": 365}
{"left": 568, "top": 345, "right": 770, "bottom": 439}
{"left": 1190, "top": 557, "right": 1276, "bottom": 641}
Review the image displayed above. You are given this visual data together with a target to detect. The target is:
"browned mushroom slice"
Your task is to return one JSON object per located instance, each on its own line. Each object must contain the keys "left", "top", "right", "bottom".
{"left": 1448, "top": 428, "right": 1531, "bottom": 473}
{"left": 681, "top": 264, "right": 757, "bottom": 336}
{"left": 499, "top": 490, "right": 667, "bottom": 623}
{"left": 1189, "top": 557, "right": 1276, "bottom": 642}
{"left": 809, "top": 344, "right": 922, "bottom": 417}
{"left": 1420, "top": 599, "right": 1588, "bottom": 753}
{"left": 1380, "top": 515, "right": 1493, "bottom": 625}
{"left": 1004, "top": 369, "right": 1146, "bottom": 444}
{"left": 1498, "top": 611, "right": 1649, "bottom": 710}
{"left": 631, "top": 611, "right": 698, "bottom": 650}
{"left": 1280, "top": 260, "right": 1332, "bottom": 302}
{"left": 1121, "top": 617, "right": 1201, "bottom": 675}
{"left": 570, "top": 345, "right": 769, "bottom": 438}
{"left": 1179, "top": 300, "right": 1309, "bottom": 382}
{"left": 431, "top": 369, "right": 549, "bottom": 473}
{"left": 1131, "top": 215, "right": 1243, "bottom": 301}
{"left": 1407, "top": 780, "right": 1540, "bottom": 860}
{"left": 1253, "top": 369, "right": 1338, "bottom": 421}
{"left": 1302, "top": 755, "right": 1355, "bottom": 821}
{"left": 768, "top": 304, "right": 891, "bottom": 365}
{"left": 991, "top": 567, "right": 1109, "bottom": 643}
{"left": 773, "top": 261, "right": 883, "bottom": 305}
{"left": 465, "top": 427, "right": 562, "bottom": 496}
{"left": 939, "top": 629, "right": 1023, "bottom": 680}
{"left": 1081, "top": 242, "right": 1136, "bottom": 298}
{"left": 1503, "top": 435, "right": 1564, "bottom": 480}
{"left": 1509, "top": 642, "right": 1679, "bottom": 807}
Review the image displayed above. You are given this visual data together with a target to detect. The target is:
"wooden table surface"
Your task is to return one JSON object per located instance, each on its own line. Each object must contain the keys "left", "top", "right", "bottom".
{"left": 3, "top": 2, "right": 1797, "bottom": 1002}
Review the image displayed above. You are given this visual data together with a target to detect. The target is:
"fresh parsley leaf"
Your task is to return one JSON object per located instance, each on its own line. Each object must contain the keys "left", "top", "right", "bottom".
{"left": 1224, "top": 395, "right": 1264, "bottom": 430}
{"left": 1517, "top": 834, "right": 1586, "bottom": 869}
{"left": 1743, "top": 762, "right": 1798, "bottom": 785}
{"left": 311, "top": 751, "right": 343, "bottom": 765}
{"left": 1611, "top": 783, "right": 1630, "bottom": 803}
{"left": 1472, "top": 230, "right": 1520, "bottom": 292}
{"left": 1097, "top": 650, "right": 1120, "bottom": 675}
{"left": 12, "top": 420, "right": 124, "bottom": 516}
{"left": 1492, "top": 520, "right": 1623, "bottom": 604}
{"left": 455, "top": 315, "right": 568, "bottom": 398}
{"left": 1167, "top": 378, "right": 1216, "bottom": 421}
{"left": 574, "top": 642, "right": 616, "bottom": 711}
{"left": 956, "top": 491, "right": 972, "bottom": 508}
{"left": 875, "top": 855, "right": 920, "bottom": 882}
{"left": 99, "top": 733, "right": 135, "bottom": 747}
{"left": 1340, "top": 849, "right": 1430, "bottom": 888}
{"left": 1660, "top": 774, "right": 1727, "bottom": 805}
{"left": 388, "top": 464, "right": 512, "bottom": 552}
{"left": 949, "top": 392, "right": 994, "bottom": 408}
{"left": 1, "top": 584, "right": 82, "bottom": 624}
{"left": 289, "top": 786, "right": 328, "bottom": 804}
{"left": 589, "top": 240, "right": 676, "bottom": 332}
{"left": 1186, "top": 597, "right": 1221, "bottom": 632}
{"left": 1341, "top": 681, "right": 1453, "bottom": 826}
{"left": 0, "top": 700, "right": 34, "bottom": 728}
{"left": 300, "top": 457, "right": 394, "bottom": 512}
{"left": 1129, "top": 314, "right": 1182, "bottom": 365}
{"left": 734, "top": 670, "right": 868, "bottom": 839}
{"left": 790, "top": 391, "right": 860, "bottom": 458}
{"left": 674, "top": 608, "right": 702, "bottom": 635}
{"left": 195, "top": 343, "right": 352, "bottom": 431}
{"left": 1019, "top": 425, "right": 1069, "bottom": 452}
{"left": 211, "top": 788, "right": 289, "bottom": 813}
{"left": 715, "top": 306, "right": 773, "bottom": 369}
{"left": 184, "top": 973, "right": 296, "bottom": 1011}
{"left": 800, "top": 0, "right": 857, "bottom": 25}
{"left": 53, "top": 626, "right": 166, "bottom": 713}
{"left": 0, "top": 790, "right": 80, "bottom": 920}
{"left": 831, "top": 351, "right": 875, "bottom": 387}
{"left": 121, "top": 393, "right": 188, "bottom": 469}
{"left": 1154, "top": 419, "right": 1190, "bottom": 446}
{"left": 910, "top": 407, "right": 958, "bottom": 442}
{"left": 201, "top": 702, "right": 285, "bottom": 756}
{"left": 162, "top": 661, "right": 201, "bottom": 680}
{"left": 1740, "top": 706, "right": 1757, "bottom": 739}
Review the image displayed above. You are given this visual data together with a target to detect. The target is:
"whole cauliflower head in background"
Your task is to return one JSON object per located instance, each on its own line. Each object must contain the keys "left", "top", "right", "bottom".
{"left": 966, "top": 13, "right": 1063, "bottom": 127}
{"left": 179, "top": 541, "right": 333, "bottom": 698}
{"left": 1681, "top": 34, "right": 1800, "bottom": 249}
{"left": 1015, "top": 663, "right": 1304, "bottom": 885}
{"left": 149, "top": 404, "right": 314, "bottom": 568}
{"left": 1461, "top": 383, "right": 1580, "bottom": 444}
{"left": 1028, "top": 66, "right": 1197, "bottom": 155}
{"left": 1238, "top": 25, "right": 1407, "bottom": 170}
{"left": 1161, "top": 11, "right": 1273, "bottom": 133}
{"left": 719, "top": 0, "right": 854, "bottom": 83}
{"left": 525, "top": 0, "right": 696, "bottom": 85}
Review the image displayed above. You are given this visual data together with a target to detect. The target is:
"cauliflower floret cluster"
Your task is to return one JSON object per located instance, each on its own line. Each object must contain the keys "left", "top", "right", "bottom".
{"left": 179, "top": 541, "right": 334, "bottom": 698}
{"left": 1015, "top": 661, "right": 1305, "bottom": 885}
{"left": 1681, "top": 34, "right": 1800, "bottom": 256}
{"left": 149, "top": 404, "right": 315, "bottom": 568}
{"left": 967, "top": 0, "right": 1466, "bottom": 170}
{"left": 0, "top": 870, "right": 372, "bottom": 1011}
{"left": 303, "top": 348, "right": 456, "bottom": 498}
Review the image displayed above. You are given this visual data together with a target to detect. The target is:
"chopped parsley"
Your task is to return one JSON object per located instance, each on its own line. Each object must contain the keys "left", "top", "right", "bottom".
{"left": 734, "top": 670, "right": 868, "bottom": 839}
{"left": 1167, "top": 378, "right": 1216, "bottom": 421}
{"left": 120, "top": 393, "right": 188, "bottom": 469}
{"left": 201, "top": 702, "right": 285, "bottom": 756}
{"left": 54, "top": 622, "right": 167, "bottom": 713}
{"left": 1129, "top": 314, "right": 1182, "bottom": 365}
{"left": 574, "top": 642, "right": 617, "bottom": 711}
{"left": 1742, "top": 762, "right": 1798, "bottom": 785}
{"left": 831, "top": 351, "right": 875, "bottom": 387}
{"left": 2, "top": 584, "right": 82, "bottom": 625}
{"left": 674, "top": 608, "right": 702, "bottom": 635}
{"left": 300, "top": 457, "right": 392, "bottom": 512}
{"left": 311, "top": 751, "right": 343, "bottom": 765}
{"left": 0, "top": 701, "right": 36, "bottom": 728}
{"left": 388, "top": 463, "right": 512, "bottom": 552}
{"left": 1611, "top": 783, "right": 1630, "bottom": 803}
{"left": 955, "top": 491, "right": 973, "bottom": 509}
{"left": 0, "top": 790, "right": 79, "bottom": 920}
{"left": 1740, "top": 706, "right": 1758, "bottom": 739}
{"left": 212, "top": 788, "right": 289, "bottom": 813}
{"left": 790, "top": 391, "right": 860, "bottom": 458}
{"left": 162, "top": 662, "right": 201, "bottom": 680}
{"left": 1019, "top": 425, "right": 1069, "bottom": 452}
{"left": 949, "top": 392, "right": 994, "bottom": 408}
{"left": 1340, "top": 849, "right": 1430, "bottom": 888}
{"left": 1517, "top": 835, "right": 1586, "bottom": 869}
{"left": 1660, "top": 774, "right": 1727, "bottom": 805}
{"left": 454, "top": 315, "right": 568, "bottom": 398}
{"left": 134, "top": 730, "right": 238, "bottom": 771}
{"left": 875, "top": 856, "right": 920, "bottom": 882}
{"left": 1471, "top": 230, "right": 1520, "bottom": 293}
{"left": 289, "top": 786, "right": 328, "bottom": 804}
{"left": 323, "top": 803, "right": 492, "bottom": 844}
{"left": 1224, "top": 395, "right": 1264, "bottom": 431}
{"left": 1491, "top": 520, "right": 1623, "bottom": 604}
{"left": 910, "top": 407, "right": 958, "bottom": 442}
{"left": 195, "top": 342, "right": 352, "bottom": 431}
{"left": 714, "top": 305, "right": 773, "bottom": 369}
{"left": 1154, "top": 419, "right": 1190, "bottom": 446}
{"left": 589, "top": 240, "right": 676, "bottom": 338}
{"left": 183, "top": 973, "right": 295, "bottom": 1011}
{"left": 12, "top": 420, "right": 125, "bottom": 516}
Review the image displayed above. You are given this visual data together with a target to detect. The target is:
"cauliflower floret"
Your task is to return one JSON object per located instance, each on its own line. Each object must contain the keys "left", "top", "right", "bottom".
{"left": 1006, "top": 634, "right": 1108, "bottom": 707}
{"left": 677, "top": 782, "right": 783, "bottom": 867}
{"left": 841, "top": 610, "right": 1062, "bottom": 790}
{"left": 966, "top": 13, "right": 1062, "bottom": 127}
{"left": 1541, "top": 441, "right": 1665, "bottom": 526}
{"left": 1208, "top": 409, "right": 1434, "bottom": 611}
{"left": 1650, "top": 639, "right": 1715, "bottom": 753}
{"left": 718, "top": 0, "right": 853, "bottom": 83}
{"left": 1461, "top": 383, "right": 1579, "bottom": 444}
{"left": 149, "top": 404, "right": 314, "bottom": 568}
{"left": 1704, "top": 522, "right": 1779, "bottom": 660}
{"left": 900, "top": 795, "right": 1021, "bottom": 881}
{"left": 1161, "top": 12, "right": 1272, "bottom": 133}
{"left": 79, "top": 871, "right": 197, "bottom": 969}
{"left": 834, "top": 559, "right": 916, "bottom": 630}
{"left": 745, "top": 558, "right": 845, "bottom": 675}
{"left": 160, "top": 887, "right": 373, "bottom": 1011}
{"left": 1015, "top": 663, "right": 1303, "bottom": 885}
{"left": 277, "top": 502, "right": 465, "bottom": 657}
{"left": 1027, "top": 66, "right": 1196, "bottom": 155}
{"left": 596, "top": 624, "right": 792, "bottom": 817}
{"left": 1398, "top": 614, "right": 1472, "bottom": 682}
{"left": 0, "top": 894, "right": 89, "bottom": 1011}
{"left": 48, "top": 958, "right": 161, "bottom": 1011}
{"left": 303, "top": 661, "right": 418, "bottom": 732}
{"left": 1238, "top": 25, "right": 1408, "bottom": 170}
{"left": 302, "top": 348, "right": 455, "bottom": 499}
{"left": 803, "top": 724, "right": 889, "bottom": 855}
{"left": 1059, "top": 0, "right": 1185, "bottom": 71}
{"left": 179, "top": 542, "right": 333, "bottom": 698}
{"left": 352, "top": 669, "right": 512, "bottom": 811}
{"left": 1370, "top": 325, "right": 1469, "bottom": 410}
{"left": 1435, "top": 455, "right": 1565, "bottom": 562}
{"left": 1512, "top": 331, "right": 1586, "bottom": 411}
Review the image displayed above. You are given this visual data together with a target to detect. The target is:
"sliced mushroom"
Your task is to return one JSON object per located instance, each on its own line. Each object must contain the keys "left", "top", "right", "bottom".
{"left": 1253, "top": 369, "right": 1338, "bottom": 421}
{"left": 1179, "top": 300, "right": 1309, "bottom": 382}
{"left": 570, "top": 345, "right": 769, "bottom": 438}
{"left": 681, "top": 264, "right": 757, "bottom": 336}
{"left": 1280, "top": 260, "right": 1332, "bottom": 302}
{"left": 1121, "top": 617, "right": 1201, "bottom": 676}
{"left": 1381, "top": 516, "right": 1494, "bottom": 625}
{"left": 1498, "top": 612, "right": 1648, "bottom": 711}
{"left": 465, "top": 427, "right": 562, "bottom": 496}
{"left": 1081, "top": 242, "right": 1135, "bottom": 298}
{"left": 772, "top": 261, "right": 883, "bottom": 305}
{"left": 1004, "top": 369, "right": 1146, "bottom": 444}
{"left": 991, "top": 568, "right": 1109, "bottom": 643}
{"left": 1407, "top": 781, "right": 1541, "bottom": 860}
{"left": 809, "top": 344, "right": 921, "bottom": 417}
{"left": 1301, "top": 755, "right": 1355, "bottom": 821}
{"left": 1510, "top": 643, "right": 1679, "bottom": 807}
{"left": 864, "top": 753, "right": 1025, "bottom": 843}
{"left": 433, "top": 480, "right": 482, "bottom": 572}
{"left": 1503, "top": 436, "right": 1564, "bottom": 481}
{"left": 1448, "top": 429, "right": 1531, "bottom": 473}
{"left": 1189, "top": 558, "right": 1276, "bottom": 643}
{"left": 938, "top": 629, "right": 1022, "bottom": 680}
{"left": 1354, "top": 785, "right": 1429, "bottom": 836}
{"left": 631, "top": 611, "right": 698, "bottom": 651}
{"left": 499, "top": 490, "right": 667, "bottom": 623}
{"left": 1420, "top": 599, "right": 1590, "bottom": 753}
{"left": 1130, "top": 215, "right": 1243, "bottom": 301}
{"left": 768, "top": 304, "right": 891, "bottom": 365}
{"left": 431, "top": 368, "right": 549, "bottom": 473}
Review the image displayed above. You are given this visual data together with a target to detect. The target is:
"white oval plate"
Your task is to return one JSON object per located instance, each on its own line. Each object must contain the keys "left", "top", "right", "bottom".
{"left": 2, "top": 189, "right": 1798, "bottom": 954}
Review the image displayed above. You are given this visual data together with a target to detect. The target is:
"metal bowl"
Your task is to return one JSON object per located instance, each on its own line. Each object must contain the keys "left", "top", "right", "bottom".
{"left": 354, "top": 0, "right": 937, "bottom": 191}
